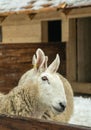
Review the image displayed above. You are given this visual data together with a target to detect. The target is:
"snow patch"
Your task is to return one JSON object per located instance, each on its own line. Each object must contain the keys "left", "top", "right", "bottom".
{"left": 69, "top": 96, "right": 91, "bottom": 127}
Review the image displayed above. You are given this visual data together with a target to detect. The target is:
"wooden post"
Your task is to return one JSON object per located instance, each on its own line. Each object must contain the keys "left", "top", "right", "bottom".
{"left": 66, "top": 19, "right": 77, "bottom": 81}
{"left": 62, "top": 18, "right": 69, "bottom": 42}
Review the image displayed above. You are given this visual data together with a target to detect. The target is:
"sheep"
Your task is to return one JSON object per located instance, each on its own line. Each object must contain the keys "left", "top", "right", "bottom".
{"left": 0, "top": 51, "right": 67, "bottom": 119}
{"left": 18, "top": 49, "right": 74, "bottom": 123}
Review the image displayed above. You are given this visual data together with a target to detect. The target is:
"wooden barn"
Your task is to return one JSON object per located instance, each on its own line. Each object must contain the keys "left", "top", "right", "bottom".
{"left": 0, "top": 0, "right": 91, "bottom": 130}
{"left": 0, "top": 0, "right": 91, "bottom": 94}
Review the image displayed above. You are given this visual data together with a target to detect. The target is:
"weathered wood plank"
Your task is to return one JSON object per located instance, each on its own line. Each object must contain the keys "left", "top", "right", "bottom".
{"left": 67, "top": 6, "right": 91, "bottom": 18}
{"left": 0, "top": 115, "right": 90, "bottom": 130}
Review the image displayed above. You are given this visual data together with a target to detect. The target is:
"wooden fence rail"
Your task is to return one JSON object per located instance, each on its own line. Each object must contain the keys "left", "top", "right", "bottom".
{"left": 0, "top": 115, "right": 90, "bottom": 130}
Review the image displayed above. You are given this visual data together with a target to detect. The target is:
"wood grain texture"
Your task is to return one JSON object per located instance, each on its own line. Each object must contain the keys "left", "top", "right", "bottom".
{"left": 0, "top": 43, "right": 66, "bottom": 93}
{"left": 0, "top": 115, "right": 90, "bottom": 130}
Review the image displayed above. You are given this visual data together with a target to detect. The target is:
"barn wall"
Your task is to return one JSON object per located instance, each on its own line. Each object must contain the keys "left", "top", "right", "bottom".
{"left": 2, "top": 14, "right": 41, "bottom": 43}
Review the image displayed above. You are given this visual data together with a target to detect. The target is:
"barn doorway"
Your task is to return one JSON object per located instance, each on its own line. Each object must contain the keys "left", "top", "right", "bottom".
{"left": 48, "top": 20, "right": 62, "bottom": 42}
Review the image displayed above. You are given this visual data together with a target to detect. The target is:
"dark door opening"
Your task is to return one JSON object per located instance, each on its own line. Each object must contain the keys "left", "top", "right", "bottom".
{"left": 48, "top": 20, "right": 61, "bottom": 42}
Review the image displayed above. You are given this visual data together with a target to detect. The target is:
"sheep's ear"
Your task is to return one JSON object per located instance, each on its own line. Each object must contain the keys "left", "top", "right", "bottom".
{"left": 40, "top": 56, "right": 48, "bottom": 71}
{"left": 32, "top": 48, "right": 45, "bottom": 70}
{"left": 44, "top": 56, "right": 48, "bottom": 69}
{"left": 47, "top": 54, "right": 60, "bottom": 73}
{"left": 36, "top": 48, "right": 45, "bottom": 70}
{"left": 32, "top": 48, "right": 48, "bottom": 71}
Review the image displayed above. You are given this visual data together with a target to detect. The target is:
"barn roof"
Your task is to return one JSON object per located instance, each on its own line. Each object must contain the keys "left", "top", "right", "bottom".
{"left": 0, "top": 0, "right": 91, "bottom": 16}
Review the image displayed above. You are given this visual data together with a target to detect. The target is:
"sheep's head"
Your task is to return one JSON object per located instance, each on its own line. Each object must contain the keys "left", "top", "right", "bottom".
{"left": 37, "top": 54, "right": 67, "bottom": 114}
{"left": 19, "top": 49, "right": 67, "bottom": 114}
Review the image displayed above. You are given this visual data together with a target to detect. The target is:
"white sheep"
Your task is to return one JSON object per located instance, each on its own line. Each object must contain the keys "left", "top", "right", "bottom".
{"left": 0, "top": 51, "right": 67, "bottom": 119}
{"left": 18, "top": 49, "right": 74, "bottom": 123}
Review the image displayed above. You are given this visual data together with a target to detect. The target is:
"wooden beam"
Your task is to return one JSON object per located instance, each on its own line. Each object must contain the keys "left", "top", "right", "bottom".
{"left": 1, "top": 6, "right": 91, "bottom": 21}
{"left": 67, "top": 6, "right": 91, "bottom": 18}
{"left": 31, "top": 10, "right": 66, "bottom": 21}
{"left": 0, "top": 9, "right": 66, "bottom": 21}
{"left": 71, "top": 82, "right": 91, "bottom": 94}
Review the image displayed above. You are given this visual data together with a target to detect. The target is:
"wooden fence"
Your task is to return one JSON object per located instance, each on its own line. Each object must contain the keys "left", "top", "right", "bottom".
{"left": 0, "top": 115, "right": 90, "bottom": 130}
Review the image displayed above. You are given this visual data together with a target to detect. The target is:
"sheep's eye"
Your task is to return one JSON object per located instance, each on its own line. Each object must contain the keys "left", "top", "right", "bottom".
{"left": 41, "top": 76, "right": 48, "bottom": 81}
{"left": 41, "top": 76, "right": 50, "bottom": 84}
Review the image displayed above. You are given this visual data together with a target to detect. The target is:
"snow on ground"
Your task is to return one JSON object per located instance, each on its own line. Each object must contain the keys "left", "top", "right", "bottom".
{"left": 69, "top": 96, "right": 91, "bottom": 127}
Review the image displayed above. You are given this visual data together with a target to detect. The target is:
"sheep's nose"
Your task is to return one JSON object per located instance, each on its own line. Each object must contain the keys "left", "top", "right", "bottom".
{"left": 53, "top": 102, "right": 66, "bottom": 113}
{"left": 59, "top": 102, "right": 66, "bottom": 112}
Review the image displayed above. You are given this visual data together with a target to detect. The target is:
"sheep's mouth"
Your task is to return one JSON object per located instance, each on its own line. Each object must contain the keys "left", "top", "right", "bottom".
{"left": 52, "top": 106, "right": 64, "bottom": 113}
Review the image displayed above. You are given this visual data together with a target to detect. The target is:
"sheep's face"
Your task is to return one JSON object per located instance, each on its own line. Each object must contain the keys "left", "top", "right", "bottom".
{"left": 38, "top": 71, "right": 67, "bottom": 114}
